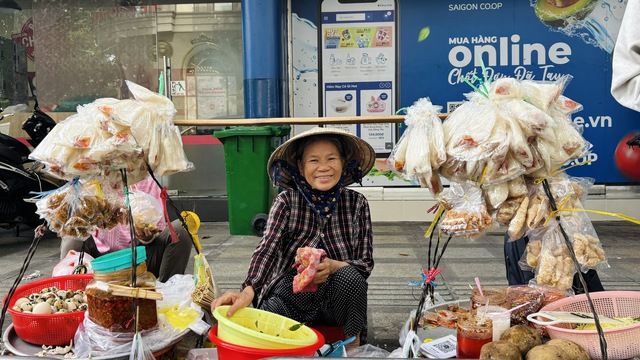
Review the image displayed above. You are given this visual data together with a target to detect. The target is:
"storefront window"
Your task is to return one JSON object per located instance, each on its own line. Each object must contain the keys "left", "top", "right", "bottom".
{"left": 0, "top": 1, "right": 242, "bottom": 120}
{"left": 31, "top": 0, "right": 156, "bottom": 111}
{"left": 0, "top": 1, "right": 242, "bottom": 199}
{"left": 0, "top": 3, "right": 28, "bottom": 109}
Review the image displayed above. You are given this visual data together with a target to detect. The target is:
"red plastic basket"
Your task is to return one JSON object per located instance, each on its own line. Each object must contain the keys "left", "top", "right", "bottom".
{"left": 4, "top": 274, "right": 93, "bottom": 346}
{"left": 537, "top": 291, "right": 640, "bottom": 360}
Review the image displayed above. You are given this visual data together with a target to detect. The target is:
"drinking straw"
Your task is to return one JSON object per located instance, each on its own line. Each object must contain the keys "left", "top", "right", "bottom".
{"left": 475, "top": 277, "right": 484, "bottom": 297}
{"left": 483, "top": 300, "right": 490, "bottom": 320}
{"left": 497, "top": 302, "right": 531, "bottom": 316}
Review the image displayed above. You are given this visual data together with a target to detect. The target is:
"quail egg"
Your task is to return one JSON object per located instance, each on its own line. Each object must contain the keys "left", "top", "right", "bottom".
{"left": 33, "top": 301, "right": 52, "bottom": 314}
{"left": 14, "top": 297, "right": 30, "bottom": 307}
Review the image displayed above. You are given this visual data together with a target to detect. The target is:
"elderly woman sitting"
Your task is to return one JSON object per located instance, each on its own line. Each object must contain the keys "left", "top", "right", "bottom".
{"left": 213, "top": 127, "right": 376, "bottom": 350}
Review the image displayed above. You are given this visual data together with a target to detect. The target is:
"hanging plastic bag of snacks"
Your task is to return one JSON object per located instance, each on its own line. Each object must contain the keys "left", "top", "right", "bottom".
{"left": 438, "top": 181, "right": 493, "bottom": 239}
{"left": 36, "top": 179, "right": 128, "bottom": 241}
{"left": 129, "top": 190, "right": 164, "bottom": 244}
{"left": 530, "top": 220, "right": 577, "bottom": 291}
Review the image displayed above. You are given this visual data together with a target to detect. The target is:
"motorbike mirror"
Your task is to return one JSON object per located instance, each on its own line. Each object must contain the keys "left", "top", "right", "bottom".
{"left": 22, "top": 105, "right": 56, "bottom": 148}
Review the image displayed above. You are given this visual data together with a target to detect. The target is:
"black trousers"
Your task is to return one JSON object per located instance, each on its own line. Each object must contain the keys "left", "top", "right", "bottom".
{"left": 504, "top": 233, "right": 604, "bottom": 294}
{"left": 260, "top": 266, "right": 368, "bottom": 341}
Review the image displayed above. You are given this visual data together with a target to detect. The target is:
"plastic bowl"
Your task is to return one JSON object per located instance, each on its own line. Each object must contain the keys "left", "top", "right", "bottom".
{"left": 536, "top": 291, "right": 640, "bottom": 360}
{"left": 208, "top": 325, "right": 324, "bottom": 360}
{"left": 213, "top": 305, "right": 318, "bottom": 349}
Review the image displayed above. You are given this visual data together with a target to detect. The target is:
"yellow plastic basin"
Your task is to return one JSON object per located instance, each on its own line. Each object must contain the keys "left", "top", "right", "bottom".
{"left": 212, "top": 306, "right": 318, "bottom": 349}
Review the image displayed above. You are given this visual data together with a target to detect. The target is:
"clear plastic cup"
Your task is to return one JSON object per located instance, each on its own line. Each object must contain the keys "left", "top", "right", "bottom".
{"left": 456, "top": 313, "right": 492, "bottom": 359}
{"left": 477, "top": 305, "right": 511, "bottom": 341}
{"left": 470, "top": 288, "right": 507, "bottom": 313}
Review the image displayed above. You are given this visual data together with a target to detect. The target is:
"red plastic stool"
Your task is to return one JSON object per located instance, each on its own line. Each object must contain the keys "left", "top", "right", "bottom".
{"left": 312, "top": 325, "right": 345, "bottom": 344}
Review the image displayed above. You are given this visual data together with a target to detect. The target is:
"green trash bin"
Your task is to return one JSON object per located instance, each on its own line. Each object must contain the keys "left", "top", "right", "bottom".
{"left": 214, "top": 125, "right": 291, "bottom": 236}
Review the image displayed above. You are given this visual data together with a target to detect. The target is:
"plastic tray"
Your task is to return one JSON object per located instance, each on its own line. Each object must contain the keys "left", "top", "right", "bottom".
{"left": 417, "top": 299, "right": 471, "bottom": 342}
{"left": 398, "top": 299, "right": 470, "bottom": 358}
{"left": 2, "top": 323, "right": 189, "bottom": 359}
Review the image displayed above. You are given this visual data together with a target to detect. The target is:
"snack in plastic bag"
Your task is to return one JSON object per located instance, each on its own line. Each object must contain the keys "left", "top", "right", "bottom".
{"left": 515, "top": 225, "right": 546, "bottom": 270}
{"left": 506, "top": 116, "right": 534, "bottom": 168}
{"left": 440, "top": 157, "right": 480, "bottom": 181}
{"left": 483, "top": 182, "right": 509, "bottom": 209}
{"left": 487, "top": 77, "right": 522, "bottom": 100}
{"left": 293, "top": 247, "right": 327, "bottom": 293}
{"left": 550, "top": 95, "right": 583, "bottom": 117}
{"left": 36, "top": 180, "right": 128, "bottom": 241}
{"left": 439, "top": 181, "right": 493, "bottom": 238}
{"left": 484, "top": 149, "right": 526, "bottom": 185}
{"left": 129, "top": 190, "right": 164, "bottom": 243}
{"left": 505, "top": 285, "right": 544, "bottom": 325}
{"left": 508, "top": 176, "right": 528, "bottom": 198}
{"left": 32, "top": 81, "right": 192, "bottom": 187}
{"left": 151, "top": 122, "right": 194, "bottom": 176}
{"left": 559, "top": 211, "right": 608, "bottom": 271}
{"left": 525, "top": 190, "right": 549, "bottom": 232}
{"left": 524, "top": 239, "right": 542, "bottom": 269}
{"left": 520, "top": 79, "right": 564, "bottom": 112}
{"left": 495, "top": 195, "right": 526, "bottom": 228}
{"left": 531, "top": 221, "right": 577, "bottom": 291}
{"left": 52, "top": 113, "right": 111, "bottom": 150}
{"left": 507, "top": 195, "right": 529, "bottom": 240}
{"left": 499, "top": 98, "right": 556, "bottom": 142}
{"left": 572, "top": 232, "right": 607, "bottom": 268}
{"left": 389, "top": 98, "right": 445, "bottom": 194}
{"left": 443, "top": 98, "right": 506, "bottom": 162}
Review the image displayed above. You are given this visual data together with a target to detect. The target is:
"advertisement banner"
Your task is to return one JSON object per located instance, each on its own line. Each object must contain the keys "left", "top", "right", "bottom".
{"left": 291, "top": 0, "right": 638, "bottom": 184}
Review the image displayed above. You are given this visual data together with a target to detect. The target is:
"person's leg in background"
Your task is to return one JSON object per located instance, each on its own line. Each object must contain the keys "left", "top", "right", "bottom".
{"left": 59, "top": 237, "right": 86, "bottom": 259}
{"left": 60, "top": 236, "right": 102, "bottom": 260}
{"left": 504, "top": 234, "right": 535, "bottom": 286}
{"left": 144, "top": 219, "right": 193, "bottom": 282}
{"left": 573, "top": 269, "right": 605, "bottom": 293}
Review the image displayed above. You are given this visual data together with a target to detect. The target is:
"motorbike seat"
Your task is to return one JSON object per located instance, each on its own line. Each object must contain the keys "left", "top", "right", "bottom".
{"left": 0, "top": 133, "right": 31, "bottom": 165}
{"left": 0, "top": 146, "right": 25, "bottom": 167}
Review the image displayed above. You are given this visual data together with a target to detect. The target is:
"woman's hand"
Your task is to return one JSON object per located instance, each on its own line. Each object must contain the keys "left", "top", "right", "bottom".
{"left": 313, "top": 258, "right": 348, "bottom": 285}
{"left": 211, "top": 286, "right": 255, "bottom": 317}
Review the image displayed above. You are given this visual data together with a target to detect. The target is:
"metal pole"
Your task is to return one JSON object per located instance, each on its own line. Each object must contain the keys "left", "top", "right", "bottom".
{"left": 241, "top": 0, "right": 285, "bottom": 118}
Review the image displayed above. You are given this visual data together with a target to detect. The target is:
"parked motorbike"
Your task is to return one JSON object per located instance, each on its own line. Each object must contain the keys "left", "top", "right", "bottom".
{"left": 0, "top": 104, "right": 63, "bottom": 234}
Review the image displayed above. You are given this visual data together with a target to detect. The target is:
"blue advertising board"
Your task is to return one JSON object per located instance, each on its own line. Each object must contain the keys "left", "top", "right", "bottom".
{"left": 291, "top": 0, "right": 639, "bottom": 184}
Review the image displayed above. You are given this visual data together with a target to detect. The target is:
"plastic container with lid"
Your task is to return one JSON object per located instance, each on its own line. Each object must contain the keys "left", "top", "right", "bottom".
{"left": 85, "top": 246, "right": 158, "bottom": 332}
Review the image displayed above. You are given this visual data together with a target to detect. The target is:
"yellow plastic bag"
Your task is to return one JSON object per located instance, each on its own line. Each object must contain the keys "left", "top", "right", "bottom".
{"left": 158, "top": 305, "right": 200, "bottom": 332}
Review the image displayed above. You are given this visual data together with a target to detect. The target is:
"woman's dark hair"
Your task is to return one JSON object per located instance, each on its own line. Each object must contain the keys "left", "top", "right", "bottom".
{"left": 294, "top": 135, "right": 347, "bottom": 164}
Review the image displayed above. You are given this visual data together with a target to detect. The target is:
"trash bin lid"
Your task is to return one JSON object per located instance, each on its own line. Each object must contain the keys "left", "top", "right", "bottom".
{"left": 214, "top": 125, "right": 291, "bottom": 139}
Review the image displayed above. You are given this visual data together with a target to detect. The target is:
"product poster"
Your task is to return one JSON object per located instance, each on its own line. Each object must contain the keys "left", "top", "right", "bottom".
{"left": 291, "top": 0, "right": 637, "bottom": 184}
{"left": 319, "top": 0, "right": 398, "bottom": 173}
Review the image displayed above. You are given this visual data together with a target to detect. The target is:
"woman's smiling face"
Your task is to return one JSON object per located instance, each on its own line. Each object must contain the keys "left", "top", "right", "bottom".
{"left": 299, "top": 139, "right": 344, "bottom": 191}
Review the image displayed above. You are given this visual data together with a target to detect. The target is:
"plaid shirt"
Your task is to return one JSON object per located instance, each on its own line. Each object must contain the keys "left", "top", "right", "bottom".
{"left": 242, "top": 187, "right": 374, "bottom": 306}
